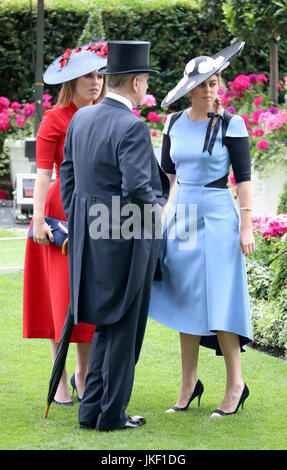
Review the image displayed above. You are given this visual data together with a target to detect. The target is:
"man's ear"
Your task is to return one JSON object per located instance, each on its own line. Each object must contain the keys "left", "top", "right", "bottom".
{"left": 131, "top": 75, "right": 139, "bottom": 93}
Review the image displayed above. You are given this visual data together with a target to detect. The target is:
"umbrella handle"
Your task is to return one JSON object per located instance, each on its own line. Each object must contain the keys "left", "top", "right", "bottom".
{"left": 62, "top": 238, "right": 68, "bottom": 255}
{"left": 44, "top": 405, "right": 50, "bottom": 419}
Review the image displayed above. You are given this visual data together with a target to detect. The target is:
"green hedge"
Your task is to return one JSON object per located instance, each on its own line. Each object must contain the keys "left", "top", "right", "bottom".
{"left": 1, "top": 0, "right": 287, "bottom": 106}
{"left": 247, "top": 234, "right": 287, "bottom": 357}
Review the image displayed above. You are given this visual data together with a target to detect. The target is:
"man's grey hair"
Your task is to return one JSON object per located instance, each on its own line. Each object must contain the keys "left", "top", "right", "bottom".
{"left": 106, "top": 72, "right": 146, "bottom": 90}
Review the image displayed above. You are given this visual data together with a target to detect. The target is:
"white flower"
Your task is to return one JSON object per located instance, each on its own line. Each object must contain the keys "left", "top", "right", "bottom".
{"left": 165, "top": 88, "right": 177, "bottom": 103}
{"left": 176, "top": 75, "right": 188, "bottom": 89}
{"left": 186, "top": 80, "right": 195, "bottom": 90}
{"left": 185, "top": 59, "right": 195, "bottom": 76}
{"left": 198, "top": 55, "right": 225, "bottom": 74}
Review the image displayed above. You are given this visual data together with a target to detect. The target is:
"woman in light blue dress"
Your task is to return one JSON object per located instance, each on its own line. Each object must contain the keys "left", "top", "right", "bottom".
{"left": 149, "top": 42, "right": 255, "bottom": 417}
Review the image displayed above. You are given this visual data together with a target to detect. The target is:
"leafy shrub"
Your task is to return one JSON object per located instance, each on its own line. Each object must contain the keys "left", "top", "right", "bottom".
{"left": 277, "top": 178, "right": 287, "bottom": 215}
{"left": 246, "top": 259, "right": 273, "bottom": 300}
{"left": 250, "top": 298, "right": 287, "bottom": 353}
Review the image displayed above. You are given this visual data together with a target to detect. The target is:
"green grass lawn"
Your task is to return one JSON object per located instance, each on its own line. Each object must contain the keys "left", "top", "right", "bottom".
{"left": 0, "top": 228, "right": 26, "bottom": 267}
{"left": 0, "top": 272, "right": 286, "bottom": 451}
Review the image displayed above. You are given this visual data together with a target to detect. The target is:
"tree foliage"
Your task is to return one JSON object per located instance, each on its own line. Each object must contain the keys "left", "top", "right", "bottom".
{"left": 222, "top": 0, "right": 287, "bottom": 42}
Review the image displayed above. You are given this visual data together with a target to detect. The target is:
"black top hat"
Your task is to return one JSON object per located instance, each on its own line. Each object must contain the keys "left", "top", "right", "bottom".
{"left": 98, "top": 40, "right": 159, "bottom": 74}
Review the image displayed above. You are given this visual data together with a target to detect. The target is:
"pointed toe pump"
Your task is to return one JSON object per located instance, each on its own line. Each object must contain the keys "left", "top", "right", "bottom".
{"left": 210, "top": 383, "right": 249, "bottom": 417}
{"left": 166, "top": 379, "right": 204, "bottom": 413}
{"left": 70, "top": 373, "right": 82, "bottom": 402}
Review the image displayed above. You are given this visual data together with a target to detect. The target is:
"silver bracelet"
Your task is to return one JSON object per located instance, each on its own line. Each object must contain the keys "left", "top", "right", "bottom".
{"left": 240, "top": 207, "right": 253, "bottom": 211}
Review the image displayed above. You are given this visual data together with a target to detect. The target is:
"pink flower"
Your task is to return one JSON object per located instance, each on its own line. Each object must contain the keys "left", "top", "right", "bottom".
{"left": 248, "top": 74, "right": 258, "bottom": 84}
{"left": 277, "top": 82, "right": 282, "bottom": 90}
{"left": 226, "top": 106, "right": 236, "bottom": 113}
{"left": 268, "top": 106, "right": 278, "bottom": 114}
{"left": 251, "top": 129, "right": 264, "bottom": 137}
{"left": 162, "top": 115, "right": 168, "bottom": 123}
{"left": 221, "top": 95, "right": 231, "bottom": 105}
{"left": 231, "top": 74, "right": 250, "bottom": 92}
{"left": 0, "top": 189, "right": 7, "bottom": 200}
{"left": 0, "top": 112, "right": 10, "bottom": 131}
{"left": 265, "top": 114, "right": 282, "bottom": 130}
{"left": 147, "top": 111, "right": 161, "bottom": 123}
{"left": 256, "top": 74, "right": 268, "bottom": 83}
{"left": 43, "top": 93, "right": 52, "bottom": 101}
{"left": 252, "top": 214, "right": 287, "bottom": 240}
{"left": 23, "top": 103, "right": 35, "bottom": 117}
{"left": 229, "top": 172, "right": 236, "bottom": 186}
{"left": 277, "top": 109, "right": 287, "bottom": 124}
{"left": 257, "top": 139, "right": 269, "bottom": 150}
{"left": 15, "top": 116, "right": 26, "bottom": 127}
{"left": 254, "top": 96, "right": 263, "bottom": 106}
{"left": 150, "top": 130, "right": 158, "bottom": 136}
{"left": 43, "top": 94, "right": 52, "bottom": 110}
{"left": 252, "top": 108, "right": 266, "bottom": 125}
{"left": 132, "top": 108, "right": 142, "bottom": 119}
{"left": 240, "top": 114, "right": 251, "bottom": 130}
{"left": 0, "top": 96, "right": 10, "bottom": 112}
{"left": 10, "top": 101, "right": 22, "bottom": 111}
{"left": 258, "top": 111, "right": 271, "bottom": 123}
{"left": 141, "top": 94, "right": 156, "bottom": 107}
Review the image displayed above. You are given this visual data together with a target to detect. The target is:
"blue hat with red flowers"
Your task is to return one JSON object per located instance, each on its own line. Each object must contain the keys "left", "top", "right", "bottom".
{"left": 161, "top": 41, "right": 245, "bottom": 107}
{"left": 43, "top": 40, "right": 108, "bottom": 85}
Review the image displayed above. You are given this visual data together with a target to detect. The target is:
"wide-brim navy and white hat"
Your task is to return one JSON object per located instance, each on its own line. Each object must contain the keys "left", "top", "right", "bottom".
{"left": 161, "top": 41, "right": 245, "bottom": 107}
{"left": 43, "top": 40, "right": 108, "bottom": 85}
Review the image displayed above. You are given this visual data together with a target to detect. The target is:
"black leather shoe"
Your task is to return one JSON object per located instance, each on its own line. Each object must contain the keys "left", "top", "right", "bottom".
{"left": 166, "top": 379, "right": 204, "bottom": 413}
{"left": 210, "top": 383, "right": 249, "bottom": 417}
{"left": 119, "top": 415, "right": 146, "bottom": 429}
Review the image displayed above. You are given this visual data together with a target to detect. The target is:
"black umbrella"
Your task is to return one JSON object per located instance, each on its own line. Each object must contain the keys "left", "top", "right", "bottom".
{"left": 44, "top": 304, "right": 74, "bottom": 419}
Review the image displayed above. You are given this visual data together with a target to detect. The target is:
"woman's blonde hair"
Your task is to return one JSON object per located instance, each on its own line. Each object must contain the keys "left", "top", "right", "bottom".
{"left": 214, "top": 72, "right": 226, "bottom": 115}
{"left": 56, "top": 74, "right": 106, "bottom": 107}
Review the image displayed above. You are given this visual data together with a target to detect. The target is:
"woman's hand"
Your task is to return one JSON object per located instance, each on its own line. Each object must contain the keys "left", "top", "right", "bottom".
{"left": 239, "top": 226, "right": 255, "bottom": 256}
{"left": 33, "top": 218, "right": 54, "bottom": 245}
{"left": 32, "top": 169, "right": 54, "bottom": 245}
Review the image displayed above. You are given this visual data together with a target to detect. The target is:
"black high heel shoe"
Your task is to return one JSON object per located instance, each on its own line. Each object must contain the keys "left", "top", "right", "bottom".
{"left": 166, "top": 379, "right": 204, "bottom": 413}
{"left": 70, "top": 373, "right": 82, "bottom": 402}
{"left": 210, "top": 383, "right": 249, "bottom": 417}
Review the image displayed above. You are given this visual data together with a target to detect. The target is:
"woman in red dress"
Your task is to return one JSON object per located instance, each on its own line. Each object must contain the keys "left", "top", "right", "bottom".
{"left": 23, "top": 42, "right": 107, "bottom": 405}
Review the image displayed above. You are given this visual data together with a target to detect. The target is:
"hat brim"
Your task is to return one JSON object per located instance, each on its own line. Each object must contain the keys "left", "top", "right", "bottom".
{"left": 161, "top": 41, "right": 245, "bottom": 107}
{"left": 43, "top": 48, "right": 107, "bottom": 85}
{"left": 97, "top": 66, "right": 159, "bottom": 74}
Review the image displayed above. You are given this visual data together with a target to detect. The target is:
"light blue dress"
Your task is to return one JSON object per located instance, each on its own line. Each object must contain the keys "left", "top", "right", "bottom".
{"left": 149, "top": 109, "right": 253, "bottom": 355}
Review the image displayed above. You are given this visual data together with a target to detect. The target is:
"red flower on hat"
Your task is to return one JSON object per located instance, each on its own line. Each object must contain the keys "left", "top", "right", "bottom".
{"left": 88, "top": 40, "right": 108, "bottom": 58}
{"left": 58, "top": 40, "right": 107, "bottom": 69}
{"left": 59, "top": 48, "right": 72, "bottom": 68}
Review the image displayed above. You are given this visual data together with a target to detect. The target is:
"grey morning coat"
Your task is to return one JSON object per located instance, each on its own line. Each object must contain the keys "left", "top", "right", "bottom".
{"left": 60, "top": 97, "right": 169, "bottom": 327}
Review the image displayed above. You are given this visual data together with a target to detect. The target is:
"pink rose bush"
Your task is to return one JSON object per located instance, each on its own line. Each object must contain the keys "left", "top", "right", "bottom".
{"left": 132, "top": 93, "right": 166, "bottom": 145}
{"left": 0, "top": 94, "right": 52, "bottom": 138}
{"left": 0, "top": 94, "right": 53, "bottom": 177}
{"left": 220, "top": 72, "right": 287, "bottom": 174}
{"left": 252, "top": 214, "right": 287, "bottom": 241}
{"left": 141, "top": 94, "right": 157, "bottom": 107}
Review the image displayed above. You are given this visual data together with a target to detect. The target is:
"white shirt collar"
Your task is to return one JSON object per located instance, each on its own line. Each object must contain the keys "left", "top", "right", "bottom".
{"left": 106, "top": 92, "right": 133, "bottom": 111}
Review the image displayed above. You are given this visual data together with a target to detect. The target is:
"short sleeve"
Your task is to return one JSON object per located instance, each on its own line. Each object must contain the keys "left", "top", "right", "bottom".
{"left": 163, "top": 114, "right": 172, "bottom": 135}
{"left": 225, "top": 114, "right": 249, "bottom": 137}
{"left": 36, "top": 109, "right": 60, "bottom": 169}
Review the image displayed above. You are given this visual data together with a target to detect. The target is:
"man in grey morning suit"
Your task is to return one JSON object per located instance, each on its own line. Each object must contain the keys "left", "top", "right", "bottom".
{"left": 60, "top": 41, "right": 169, "bottom": 431}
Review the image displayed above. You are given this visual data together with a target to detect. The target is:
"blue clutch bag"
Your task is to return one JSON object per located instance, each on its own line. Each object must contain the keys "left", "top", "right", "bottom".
{"left": 29, "top": 216, "right": 68, "bottom": 247}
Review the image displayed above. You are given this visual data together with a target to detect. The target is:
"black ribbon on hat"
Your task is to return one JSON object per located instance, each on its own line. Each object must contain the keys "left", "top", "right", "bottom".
{"left": 203, "top": 112, "right": 228, "bottom": 156}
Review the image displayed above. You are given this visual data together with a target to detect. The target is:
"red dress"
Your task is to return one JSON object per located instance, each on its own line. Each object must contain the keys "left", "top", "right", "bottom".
{"left": 23, "top": 101, "right": 95, "bottom": 343}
